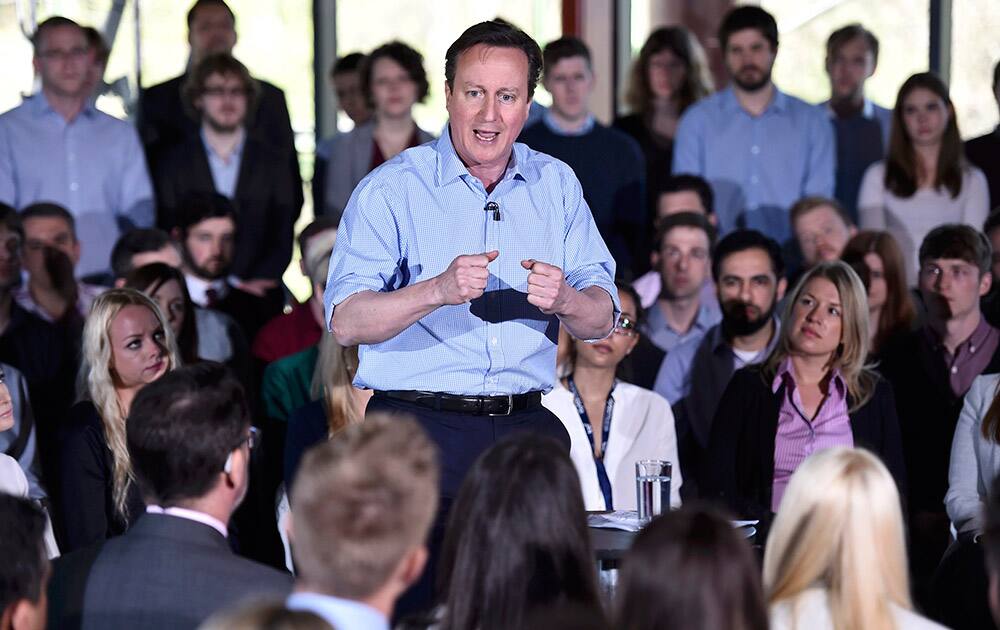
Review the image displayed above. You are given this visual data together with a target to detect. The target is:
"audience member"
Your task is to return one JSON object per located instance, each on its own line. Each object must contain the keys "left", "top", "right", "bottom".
{"left": 705, "top": 261, "right": 905, "bottom": 522}
{"left": 15, "top": 204, "right": 105, "bottom": 324}
{"left": 252, "top": 219, "right": 336, "bottom": 365}
{"left": 859, "top": 72, "right": 989, "bottom": 285}
{"left": 287, "top": 414, "right": 438, "bottom": 629}
{"left": 49, "top": 362, "right": 292, "bottom": 629}
{"left": 982, "top": 476, "right": 1000, "bottom": 626}
{"left": 139, "top": 0, "right": 301, "bottom": 210}
{"left": 655, "top": 230, "right": 787, "bottom": 496}
{"left": 544, "top": 282, "right": 681, "bottom": 510}
{"left": 614, "top": 27, "right": 712, "bottom": 220}
{"left": 790, "top": 196, "right": 856, "bottom": 272}
{"left": 313, "top": 52, "right": 372, "bottom": 214}
{"left": 879, "top": 224, "right": 1000, "bottom": 600}
{"left": 982, "top": 211, "right": 1000, "bottom": 329}
{"left": 822, "top": 24, "right": 893, "bottom": 221}
{"left": 0, "top": 364, "right": 43, "bottom": 500}
{"left": 0, "top": 16, "right": 154, "bottom": 279}
{"left": 322, "top": 41, "right": 434, "bottom": 222}
{"left": 0, "top": 494, "right": 50, "bottom": 630}
{"left": 965, "top": 60, "right": 1000, "bottom": 208}
{"left": 57, "top": 288, "right": 180, "bottom": 552}
{"left": 673, "top": 5, "right": 834, "bottom": 245}
{"left": 519, "top": 37, "right": 645, "bottom": 276}
{"left": 123, "top": 263, "right": 200, "bottom": 365}
{"left": 643, "top": 212, "right": 720, "bottom": 353}
{"left": 174, "top": 192, "right": 283, "bottom": 343}
{"left": 81, "top": 26, "right": 110, "bottom": 105}
{"left": 155, "top": 53, "right": 297, "bottom": 285}
{"left": 202, "top": 601, "right": 332, "bottom": 630}
{"left": 436, "top": 434, "right": 602, "bottom": 630}
{"left": 764, "top": 447, "right": 944, "bottom": 630}
{"left": 110, "top": 228, "right": 182, "bottom": 281}
{"left": 840, "top": 230, "right": 916, "bottom": 356}
{"left": 615, "top": 506, "right": 768, "bottom": 630}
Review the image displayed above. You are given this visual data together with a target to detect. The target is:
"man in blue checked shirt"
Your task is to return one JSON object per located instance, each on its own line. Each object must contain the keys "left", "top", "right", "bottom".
{"left": 324, "top": 20, "right": 619, "bottom": 507}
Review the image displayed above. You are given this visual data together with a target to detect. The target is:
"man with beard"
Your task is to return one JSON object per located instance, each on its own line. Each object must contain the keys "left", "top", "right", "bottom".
{"left": 174, "top": 192, "right": 282, "bottom": 344}
{"left": 154, "top": 53, "right": 296, "bottom": 291}
{"left": 672, "top": 6, "right": 834, "bottom": 247}
{"left": 654, "top": 229, "right": 786, "bottom": 497}
{"left": 880, "top": 224, "right": 1000, "bottom": 604}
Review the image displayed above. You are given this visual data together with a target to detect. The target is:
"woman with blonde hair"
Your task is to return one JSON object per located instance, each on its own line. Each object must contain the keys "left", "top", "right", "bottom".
{"left": 704, "top": 261, "right": 905, "bottom": 522}
{"left": 765, "top": 447, "right": 944, "bottom": 629}
{"left": 57, "top": 288, "right": 180, "bottom": 552}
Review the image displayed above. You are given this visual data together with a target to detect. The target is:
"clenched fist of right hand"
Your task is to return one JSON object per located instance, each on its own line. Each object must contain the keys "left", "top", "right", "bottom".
{"left": 434, "top": 250, "right": 499, "bottom": 305}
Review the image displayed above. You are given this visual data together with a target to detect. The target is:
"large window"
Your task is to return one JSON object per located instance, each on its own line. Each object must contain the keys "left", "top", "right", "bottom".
{"left": 950, "top": 0, "right": 1000, "bottom": 139}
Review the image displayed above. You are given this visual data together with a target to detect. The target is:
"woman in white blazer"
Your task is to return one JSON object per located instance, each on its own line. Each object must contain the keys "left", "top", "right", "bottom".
{"left": 544, "top": 283, "right": 682, "bottom": 511}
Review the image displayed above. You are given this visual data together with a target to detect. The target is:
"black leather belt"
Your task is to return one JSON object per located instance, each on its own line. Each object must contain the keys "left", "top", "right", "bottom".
{"left": 376, "top": 390, "right": 542, "bottom": 416}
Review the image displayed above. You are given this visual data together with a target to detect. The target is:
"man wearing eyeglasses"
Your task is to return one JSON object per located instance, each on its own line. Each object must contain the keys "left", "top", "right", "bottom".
{"left": 48, "top": 362, "right": 292, "bottom": 629}
{"left": 0, "top": 16, "right": 154, "bottom": 281}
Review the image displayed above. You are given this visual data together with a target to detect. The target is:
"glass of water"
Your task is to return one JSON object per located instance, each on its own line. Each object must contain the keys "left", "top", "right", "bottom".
{"left": 635, "top": 459, "right": 671, "bottom": 523}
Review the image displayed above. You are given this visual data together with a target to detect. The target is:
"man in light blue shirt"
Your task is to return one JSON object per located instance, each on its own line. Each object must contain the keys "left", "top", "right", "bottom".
{"left": 672, "top": 6, "right": 834, "bottom": 247}
{"left": 0, "top": 17, "right": 153, "bottom": 279}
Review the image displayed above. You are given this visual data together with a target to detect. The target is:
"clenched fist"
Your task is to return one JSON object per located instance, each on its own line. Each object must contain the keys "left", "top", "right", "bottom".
{"left": 522, "top": 259, "right": 572, "bottom": 315}
{"left": 434, "top": 250, "right": 499, "bottom": 305}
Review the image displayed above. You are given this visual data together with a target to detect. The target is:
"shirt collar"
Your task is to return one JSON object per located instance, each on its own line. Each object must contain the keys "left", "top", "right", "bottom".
{"left": 200, "top": 126, "right": 246, "bottom": 163}
{"left": 287, "top": 592, "right": 389, "bottom": 630}
{"left": 720, "top": 85, "right": 787, "bottom": 114}
{"left": 924, "top": 315, "right": 993, "bottom": 355}
{"left": 145, "top": 505, "right": 228, "bottom": 538}
{"left": 434, "top": 124, "right": 525, "bottom": 188}
{"left": 541, "top": 110, "right": 596, "bottom": 136}
{"left": 184, "top": 274, "right": 228, "bottom": 307}
{"left": 712, "top": 314, "right": 781, "bottom": 356}
{"left": 771, "top": 355, "right": 847, "bottom": 396}
{"left": 823, "top": 98, "right": 876, "bottom": 120}
{"left": 29, "top": 90, "right": 97, "bottom": 119}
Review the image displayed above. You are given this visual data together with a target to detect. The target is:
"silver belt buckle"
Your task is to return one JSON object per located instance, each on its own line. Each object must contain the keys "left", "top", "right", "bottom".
{"left": 488, "top": 394, "right": 514, "bottom": 417}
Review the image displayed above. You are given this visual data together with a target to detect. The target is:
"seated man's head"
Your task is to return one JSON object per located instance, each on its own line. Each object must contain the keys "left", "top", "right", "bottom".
{"left": 651, "top": 212, "right": 716, "bottom": 302}
{"left": 712, "top": 229, "right": 787, "bottom": 338}
{"left": 790, "top": 196, "right": 855, "bottom": 268}
{"left": 983, "top": 211, "right": 1000, "bottom": 285}
{"left": 173, "top": 193, "right": 237, "bottom": 282}
{"left": 111, "top": 228, "right": 182, "bottom": 284}
{"left": 184, "top": 53, "right": 258, "bottom": 134}
{"left": 541, "top": 37, "right": 594, "bottom": 126}
{"left": 330, "top": 52, "right": 371, "bottom": 126}
{"left": 0, "top": 494, "right": 49, "bottom": 630}
{"left": 918, "top": 224, "right": 991, "bottom": 324}
{"left": 0, "top": 205, "right": 22, "bottom": 293}
{"left": 290, "top": 413, "right": 438, "bottom": 609}
{"left": 127, "top": 362, "right": 253, "bottom": 516}
{"left": 19, "top": 203, "right": 80, "bottom": 286}
{"left": 655, "top": 173, "right": 715, "bottom": 223}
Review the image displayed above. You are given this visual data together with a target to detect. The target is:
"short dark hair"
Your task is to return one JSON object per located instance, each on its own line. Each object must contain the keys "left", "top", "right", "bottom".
{"left": 918, "top": 223, "right": 992, "bottom": 275}
{"left": 0, "top": 203, "right": 22, "bottom": 240}
{"left": 174, "top": 192, "right": 237, "bottom": 235}
{"left": 330, "top": 51, "right": 365, "bottom": 80}
{"left": 653, "top": 211, "right": 717, "bottom": 253}
{"left": 445, "top": 20, "right": 543, "bottom": 99}
{"left": 182, "top": 53, "right": 260, "bottom": 119}
{"left": 361, "top": 41, "right": 429, "bottom": 108}
{"left": 32, "top": 16, "right": 85, "bottom": 54}
{"left": 297, "top": 216, "right": 338, "bottom": 259}
{"left": 984, "top": 211, "right": 1000, "bottom": 237}
{"left": 657, "top": 173, "right": 715, "bottom": 215}
{"left": 186, "top": 0, "right": 236, "bottom": 29}
{"left": 993, "top": 59, "right": 1000, "bottom": 91}
{"left": 718, "top": 5, "right": 778, "bottom": 52}
{"left": 20, "top": 202, "right": 76, "bottom": 239}
{"left": 0, "top": 494, "right": 48, "bottom": 614}
{"left": 712, "top": 229, "right": 784, "bottom": 283}
{"left": 826, "top": 23, "right": 879, "bottom": 64}
{"left": 789, "top": 196, "right": 853, "bottom": 229}
{"left": 127, "top": 362, "right": 250, "bottom": 505}
{"left": 542, "top": 36, "right": 591, "bottom": 74}
{"left": 615, "top": 279, "right": 645, "bottom": 330}
{"left": 110, "top": 228, "right": 175, "bottom": 279}
{"left": 82, "top": 26, "right": 110, "bottom": 66}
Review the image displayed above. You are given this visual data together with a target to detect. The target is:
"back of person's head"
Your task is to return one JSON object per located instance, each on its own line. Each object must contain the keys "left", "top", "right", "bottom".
{"left": 445, "top": 20, "right": 543, "bottom": 98}
{"left": 291, "top": 413, "right": 438, "bottom": 601}
{"left": 763, "top": 447, "right": 910, "bottom": 630}
{"left": 20, "top": 202, "right": 77, "bottom": 240}
{"left": 183, "top": 52, "right": 260, "bottom": 118}
{"left": 304, "top": 230, "right": 337, "bottom": 290}
{"left": 825, "top": 23, "right": 879, "bottom": 64}
{"left": 711, "top": 229, "right": 784, "bottom": 283}
{"left": 31, "top": 16, "right": 84, "bottom": 54}
{"left": 111, "top": 228, "right": 177, "bottom": 279}
{"left": 982, "top": 476, "right": 1000, "bottom": 626}
{"left": 626, "top": 26, "right": 712, "bottom": 116}
{"left": 653, "top": 211, "right": 717, "bottom": 255}
{"left": 524, "top": 603, "right": 610, "bottom": 630}
{"left": 616, "top": 506, "right": 768, "bottom": 630}
{"left": 543, "top": 36, "right": 592, "bottom": 72}
{"left": 360, "top": 41, "right": 429, "bottom": 108}
{"left": 656, "top": 173, "right": 714, "bottom": 216}
{"left": 919, "top": 223, "right": 991, "bottom": 276}
{"left": 127, "top": 362, "right": 248, "bottom": 507}
{"left": 718, "top": 5, "right": 779, "bottom": 52}
{"left": 297, "top": 216, "right": 338, "bottom": 263}
{"left": 174, "top": 191, "right": 237, "bottom": 235}
{"left": 0, "top": 494, "right": 49, "bottom": 630}
{"left": 986, "top": 211, "right": 1000, "bottom": 240}
{"left": 438, "top": 433, "right": 600, "bottom": 630}
{"left": 202, "top": 601, "right": 332, "bottom": 630}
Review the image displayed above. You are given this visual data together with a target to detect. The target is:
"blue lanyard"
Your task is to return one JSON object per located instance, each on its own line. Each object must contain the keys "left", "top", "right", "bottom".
{"left": 567, "top": 375, "right": 616, "bottom": 509}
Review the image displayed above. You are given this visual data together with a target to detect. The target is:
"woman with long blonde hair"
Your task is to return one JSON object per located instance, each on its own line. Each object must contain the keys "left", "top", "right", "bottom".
{"left": 765, "top": 447, "right": 944, "bottom": 630}
{"left": 704, "top": 261, "right": 905, "bottom": 521}
{"left": 57, "top": 288, "right": 180, "bottom": 552}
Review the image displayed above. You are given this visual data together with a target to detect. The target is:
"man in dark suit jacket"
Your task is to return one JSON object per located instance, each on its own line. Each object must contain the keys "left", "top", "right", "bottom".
{"left": 154, "top": 53, "right": 296, "bottom": 284}
{"left": 48, "top": 363, "right": 292, "bottom": 630}
{"left": 138, "top": 0, "right": 302, "bottom": 212}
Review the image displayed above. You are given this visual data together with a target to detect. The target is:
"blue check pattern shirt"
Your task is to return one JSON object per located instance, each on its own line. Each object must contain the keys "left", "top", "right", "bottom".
{"left": 325, "top": 126, "right": 620, "bottom": 395}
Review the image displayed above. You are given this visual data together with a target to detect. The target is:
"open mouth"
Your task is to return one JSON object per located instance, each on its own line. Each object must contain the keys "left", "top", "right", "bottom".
{"left": 474, "top": 130, "right": 500, "bottom": 143}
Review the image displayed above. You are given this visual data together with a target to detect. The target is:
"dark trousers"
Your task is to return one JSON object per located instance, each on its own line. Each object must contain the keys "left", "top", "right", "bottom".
{"left": 365, "top": 394, "right": 571, "bottom": 619}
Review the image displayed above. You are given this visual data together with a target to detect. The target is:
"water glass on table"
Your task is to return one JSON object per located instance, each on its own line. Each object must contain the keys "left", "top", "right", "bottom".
{"left": 635, "top": 459, "right": 671, "bottom": 523}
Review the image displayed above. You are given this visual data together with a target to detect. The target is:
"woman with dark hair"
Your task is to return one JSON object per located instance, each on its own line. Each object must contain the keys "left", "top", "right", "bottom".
{"left": 436, "top": 434, "right": 602, "bottom": 630}
{"left": 323, "top": 40, "right": 435, "bottom": 221}
{"left": 704, "top": 261, "right": 905, "bottom": 522}
{"left": 859, "top": 72, "right": 988, "bottom": 285}
{"left": 616, "top": 506, "right": 768, "bottom": 630}
{"left": 123, "top": 263, "right": 199, "bottom": 364}
{"left": 544, "top": 281, "right": 682, "bottom": 511}
{"left": 614, "top": 27, "right": 713, "bottom": 214}
{"left": 840, "top": 230, "right": 916, "bottom": 357}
